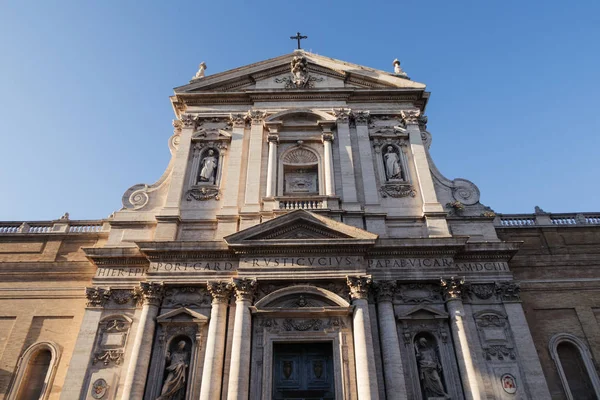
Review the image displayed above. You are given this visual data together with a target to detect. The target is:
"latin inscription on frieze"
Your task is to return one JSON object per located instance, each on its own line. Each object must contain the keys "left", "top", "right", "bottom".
{"left": 240, "top": 256, "right": 362, "bottom": 269}
{"left": 96, "top": 267, "right": 146, "bottom": 278}
{"left": 455, "top": 262, "right": 509, "bottom": 272}
{"left": 368, "top": 258, "right": 455, "bottom": 269}
{"left": 148, "top": 261, "right": 237, "bottom": 273}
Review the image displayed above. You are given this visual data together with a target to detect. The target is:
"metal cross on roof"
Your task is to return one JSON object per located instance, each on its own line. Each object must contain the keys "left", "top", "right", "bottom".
{"left": 290, "top": 32, "right": 307, "bottom": 50}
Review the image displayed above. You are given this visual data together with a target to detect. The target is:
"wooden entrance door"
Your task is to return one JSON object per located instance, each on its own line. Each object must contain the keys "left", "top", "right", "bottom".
{"left": 272, "top": 342, "right": 335, "bottom": 400}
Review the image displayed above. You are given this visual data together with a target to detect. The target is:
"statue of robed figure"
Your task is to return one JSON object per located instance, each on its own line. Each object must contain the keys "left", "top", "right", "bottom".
{"left": 415, "top": 337, "right": 449, "bottom": 399}
{"left": 198, "top": 149, "right": 218, "bottom": 184}
{"left": 157, "top": 340, "right": 189, "bottom": 400}
{"left": 384, "top": 146, "right": 403, "bottom": 181}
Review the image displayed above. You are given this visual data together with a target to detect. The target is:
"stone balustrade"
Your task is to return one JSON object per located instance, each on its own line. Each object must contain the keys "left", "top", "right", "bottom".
{"left": 0, "top": 220, "right": 107, "bottom": 234}
{"left": 495, "top": 212, "right": 600, "bottom": 227}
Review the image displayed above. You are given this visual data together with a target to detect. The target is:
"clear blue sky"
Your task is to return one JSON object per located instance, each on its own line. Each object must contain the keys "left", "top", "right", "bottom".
{"left": 0, "top": 1, "right": 598, "bottom": 221}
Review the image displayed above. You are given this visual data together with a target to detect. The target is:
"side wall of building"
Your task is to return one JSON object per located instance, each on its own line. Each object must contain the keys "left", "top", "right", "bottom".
{"left": 0, "top": 230, "right": 101, "bottom": 400}
{"left": 499, "top": 226, "right": 600, "bottom": 399}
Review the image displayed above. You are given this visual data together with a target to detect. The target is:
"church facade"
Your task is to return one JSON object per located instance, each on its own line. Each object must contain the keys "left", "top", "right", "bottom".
{"left": 0, "top": 50, "right": 599, "bottom": 400}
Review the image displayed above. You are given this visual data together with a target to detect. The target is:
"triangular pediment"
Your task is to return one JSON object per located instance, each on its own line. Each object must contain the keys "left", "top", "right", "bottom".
{"left": 156, "top": 307, "right": 208, "bottom": 323}
{"left": 224, "top": 210, "right": 378, "bottom": 245}
{"left": 398, "top": 305, "right": 449, "bottom": 320}
{"left": 174, "top": 51, "right": 426, "bottom": 94}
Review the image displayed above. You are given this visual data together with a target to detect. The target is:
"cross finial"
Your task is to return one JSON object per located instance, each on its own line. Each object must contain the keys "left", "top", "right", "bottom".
{"left": 290, "top": 32, "right": 307, "bottom": 50}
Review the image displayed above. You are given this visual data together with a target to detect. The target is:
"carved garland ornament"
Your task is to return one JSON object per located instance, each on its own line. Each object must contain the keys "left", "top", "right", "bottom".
{"left": 186, "top": 187, "right": 220, "bottom": 201}
{"left": 379, "top": 184, "right": 416, "bottom": 198}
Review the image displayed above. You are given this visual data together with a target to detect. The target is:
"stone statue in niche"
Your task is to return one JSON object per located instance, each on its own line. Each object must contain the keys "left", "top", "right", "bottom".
{"left": 157, "top": 340, "right": 189, "bottom": 400}
{"left": 414, "top": 337, "right": 449, "bottom": 399}
{"left": 384, "top": 146, "right": 403, "bottom": 181}
{"left": 198, "top": 149, "right": 218, "bottom": 184}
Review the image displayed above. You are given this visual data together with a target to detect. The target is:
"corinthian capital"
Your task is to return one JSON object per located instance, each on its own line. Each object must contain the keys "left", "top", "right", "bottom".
{"left": 347, "top": 275, "right": 372, "bottom": 300}
{"left": 374, "top": 280, "right": 396, "bottom": 303}
{"left": 139, "top": 282, "right": 165, "bottom": 306}
{"left": 85, "top": 287, "right": 111, "bottom": 308}
{"left": 247, "top": 110, "right": 266, "bottom": 124}
{"left": 400, "top": 109, "right": 421, "bottom": 125}
{"left": 232, "top": 278, "right": 257, "bottom": 302}
{"left": 440, "top": 277, "right": 465, "bottom": 301}
{"left": 333, "top": 108, "right": 352, "bottom": 123}
{"left": 181, "top": 114, "right": 196, "bottom": 128}
{"left": 353, "top": 110, "right": 370, "bottom": 126}
{"left": 229, "top": 113, "right": 248, "bottom": 128}
{"left": 207, "top": 281, "right": 234, "bottom": 304}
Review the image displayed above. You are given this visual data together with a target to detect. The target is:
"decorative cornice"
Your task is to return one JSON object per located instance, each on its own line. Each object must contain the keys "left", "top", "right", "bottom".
{"left": 207, "top": 281, "right": 234, "bottom": 304}
{"left": 374, "top": 280, "right": 396, "bottom": 303}
{"left": 440, "top": 277, "right": 465, "bottom": 301}
{"left": 232, "top": 278, "right": 257, "bottom": 302}
{"left": 347, "top": 275, "right": 372, "bottom": 300}
{"left": 86, "top": 287, "right": 111, "bottom": 308}
{"left": 139, "top": 282, "right": 165, "bottom": 306}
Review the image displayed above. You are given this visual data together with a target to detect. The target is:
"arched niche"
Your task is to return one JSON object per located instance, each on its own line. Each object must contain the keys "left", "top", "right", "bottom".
{"left": 8, "top": 341, "right": 61, "bottom": 400}
{"left": 277, "top": 145, "right": 323, "bottom": 197}
{"left": 549, "top": 333, "right": 600, "bottom": 400}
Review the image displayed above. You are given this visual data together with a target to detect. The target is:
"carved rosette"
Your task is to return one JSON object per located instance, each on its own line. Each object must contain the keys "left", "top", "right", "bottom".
{"left": 374, "top": 280, "right": 397, "bottom": 303}
{"left": 332, "top": 108, "right": 352, "bottom": 123}
{"left": 400, "top": 110, "right": 421, "bottom": 125}
{"left": 232, "top": 278, "right": 257, "bottom": 302}
{"left": 86, "top": 287, "right": 111, "bottom": 308}
{"left": 229, "top": 113, "right": 248, "bottom": 128}
{"left": 207, "top": 281, "right": 234, "bottom": 304}
{"left": 353, "top": 110, "right": 370, "bottom": 126}
{"left": 440, "top": 277, "right": 465, "bottom": 301}
{"left": 347, "top": 276, "right": 372, "bottom": 301}
{"left": 496, "top": 281, "right": 521, "bottom": 302}
{"left": 246, "top": 110, "right": 266, "bottom": 125}
{"left": 140, "top": 282, "right": 165, "bottom": 307}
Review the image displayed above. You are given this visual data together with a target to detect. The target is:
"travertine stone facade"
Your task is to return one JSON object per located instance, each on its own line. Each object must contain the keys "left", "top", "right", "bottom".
{"left": 0, "top": 50, "right": 599, "bottom": 400}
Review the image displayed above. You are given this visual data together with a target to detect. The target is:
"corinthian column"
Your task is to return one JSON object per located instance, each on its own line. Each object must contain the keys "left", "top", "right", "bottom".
{"left": 347, "top": 276, "right": 379, "bottom": 400}
{"left": 441, "top": 278, "right": 481, "bottom": 400}
{"left": 320, "top": 123, "right": 336, "bottom": 196}
{"left": 227, "top": 278, "right": 257, "bottom": 400}
{"left": 265, "top": 130, "right": 279, "bottom": 198}
{"left": 121, "top": 282, "right": 164, "bottom": 400}
{"left": 200, "top": 281, "right": 234, "bottom": 400}
{"left": 375, "top": 281, "right": 407, "bottom": 400}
